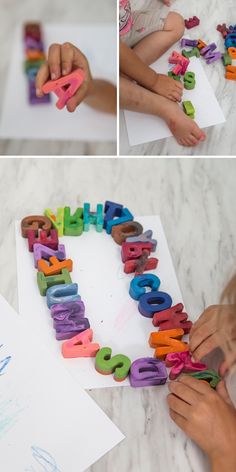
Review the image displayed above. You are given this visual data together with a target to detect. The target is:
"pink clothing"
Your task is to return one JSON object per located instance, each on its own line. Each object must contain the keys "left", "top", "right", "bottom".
{"left": 119, "top": 0, "right": 133, "bottom": 36}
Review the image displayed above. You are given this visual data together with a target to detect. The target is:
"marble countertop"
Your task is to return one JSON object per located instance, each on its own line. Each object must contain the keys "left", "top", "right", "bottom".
{"left": 0, "top": 0, "right": 116, "bottom": 156}
{"left": 120, "top": 0, "right": 236, "bottom": 156}
{"left": 0, "top": 157, "right": 236, "bottom": 471}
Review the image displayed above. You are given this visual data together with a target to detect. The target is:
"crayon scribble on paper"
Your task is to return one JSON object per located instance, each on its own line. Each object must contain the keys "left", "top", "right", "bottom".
{"left": 25, "top": 446, "right": 61, "bottom": 472}
{"left": 0, "top": 398, "right": 25, "bottom": 439}
{"left": 0, "top": 344, "right": 21, "bottom": 439}
{"left": 0, "top": 344, "right": 11, "bottom": 375}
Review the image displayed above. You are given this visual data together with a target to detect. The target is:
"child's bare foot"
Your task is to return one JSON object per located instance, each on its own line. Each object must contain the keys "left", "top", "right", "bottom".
{"left": 163, "top": 101, "right": 206, "bottom": 146}
{"left": 120, "top": 76, "right": 206, "bottom": 146}
{"left": 152, "top": 74, "right": 183, "bottom": 103}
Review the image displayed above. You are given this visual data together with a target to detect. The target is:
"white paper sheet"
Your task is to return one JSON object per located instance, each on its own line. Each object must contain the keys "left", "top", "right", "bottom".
{"left": 124, "top": 43, "right": 225, "bottom": 146}
{"left": 16, "top": 215, "right": 185, "bottom": 389}
{"left": 0, "top": 24, "right": 116, "bottom": 142}
{"left": 0, "top": 294, "right": 124, "bottom": 472}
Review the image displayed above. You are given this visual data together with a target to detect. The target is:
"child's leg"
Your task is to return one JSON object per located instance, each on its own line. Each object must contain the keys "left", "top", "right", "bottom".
{"left": 133, "top": 12, "right": 185, "bottom": 65}
{"left": 120, "top": 76, "right": 205, "bottom": 147}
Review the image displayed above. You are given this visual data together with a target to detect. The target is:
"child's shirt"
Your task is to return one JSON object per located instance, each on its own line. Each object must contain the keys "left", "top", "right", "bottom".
{"left": 119, "top": 0, "right": 133, "bottom": 36}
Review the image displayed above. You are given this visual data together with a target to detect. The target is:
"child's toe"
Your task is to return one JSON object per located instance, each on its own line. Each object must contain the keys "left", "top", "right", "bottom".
{"left": 192, "top": 126, "right": 204, "bottom": 141}
{"left": 189, "top": 135, "right": 198, "bottom": 146}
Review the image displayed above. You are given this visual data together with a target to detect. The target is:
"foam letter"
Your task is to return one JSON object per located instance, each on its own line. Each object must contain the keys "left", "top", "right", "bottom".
{"left": 62, "top": 329, "right": 100, "bottom": 358}
{"left": 149, "top": 328, "right": 189, "bottom": 359}
{"left": 95, "top": 347, "right": 131, "bottom": 382}
{"left": 138, "top": 291, "right": 172, "bottom": 318}
{"left": 129, "top": 274, "right": 161, "bottom": 301}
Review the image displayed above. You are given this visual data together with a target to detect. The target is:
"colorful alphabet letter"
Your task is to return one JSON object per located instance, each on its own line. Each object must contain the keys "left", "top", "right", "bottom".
{"left": 42, "top": 69, "right": 85, "bottom": 109}
{"left": 46, "top": 283, "right": 81, "bottom": 308}
{"left": 129, "top": 357, "right": 168, "bottom": 387}
{"left": 188, "top": 369, "right": 221, "bottom": 389}
{"left": 64, "top": 207, "right": 83, "bottom": 236}
{"left": 33, "top": 243, "right": 66, "bottom": 268}
{"left": 83, "top": 203, "right": 104, "bottom": 232}
{"left": 152, "top": 303, "right": 192, "bottom": 334}
{"left": 149, "top": 328, "right": 189, "bottom": 359}
{"left": 62, "top": 329, "right": 100, "bottom": 358}
{"left": 129, "top": 274, "right": 161, "bottom": 301}
{"left": 111, "top": 221, "right": 143, "bottom": 245}
{"left": 165, "top": 350, "right": 207, "bottom": 380}
{"left": 95, "top": 347, "right": 131, "bottom": 382}
{"left": 21, "top": 215, "right": 52, "bottom": 238}
{"left": 138, "top": 291, "right": 172, "bottom": 318}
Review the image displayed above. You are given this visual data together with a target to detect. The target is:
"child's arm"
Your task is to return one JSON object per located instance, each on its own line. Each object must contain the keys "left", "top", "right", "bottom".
{"left": 120, "top": 41, "right": 183, "bottom": 102}
{"left": 36, "top": 42, "right": 116, "bottom": 114}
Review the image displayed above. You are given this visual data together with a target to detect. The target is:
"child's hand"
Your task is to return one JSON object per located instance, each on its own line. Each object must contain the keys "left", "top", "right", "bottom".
{"left": 151, "top": 73, "right": 183, "bottom": 102}
{"left": 216, "top": 379, "right": 234, "bottom": 405}
{"left": 189, "top": 305, "right": 236, "bottom": 372}
{"left": 36, "top": 42, "right": 93, "bottom": 112}
{"left": 167, "top": 375, "right": 236, "bottom": 468}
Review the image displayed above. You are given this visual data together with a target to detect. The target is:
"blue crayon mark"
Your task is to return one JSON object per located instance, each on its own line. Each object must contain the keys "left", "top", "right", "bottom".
{"left": 0, "top": 344, "right": 12, "bottom": 376}
{"left": 0, "top": 398, "right": 25, "bottom": 439}
{"left": 0, "top": 356, "right": 12, "bottom": 375}
{"left": 25, "top": 446, "right": 61, "bottom": 472}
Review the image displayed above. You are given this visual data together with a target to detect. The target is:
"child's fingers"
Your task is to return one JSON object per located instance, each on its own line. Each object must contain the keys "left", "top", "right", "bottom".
{"left": 189, "top": 321, "right": 215, "bottom": 353}
{"left": 169, "top": 409, "right": 187, "bottom": 432}
{"left": 175, "top": 88, "right": 183, "bottom": 99}
{"left": 219, "top": 360, "right": 229, "bottom": 377}
{"left": 35, "top": 62, "right": 50, "bottom": 96}
{"left": 169, "top": 90, "right": 182, "bottom": 102}
{"left": 61, "top": 42, "right": 74, "bottom": 76}
{"left": 191, "top": 334, "right": 218, "bottom": 361}
{"left": 168, "top": 379, "right": 200, "bottom": 405}
{"left": 175, "top": 82, "right": 184, "bottom": 91}
{"left": 190, "top": 320, "right": 209, "bottom": 341}
{"left": 188, "top": 135, "right": 198, "bottom": 146}
{"left": 178, "top": 374, "right": 212, "bottom": 394}
{"left": 169, "top": 95, "right": 181, "bottom": 102}
{"left": 71, "top": 47, "right": 90, "bottom": 76}
{"left": 190, "top": 306, "right": 219, "bottom": 337}
{"left": 167, "top": 393, "right": 191, "bottom": 419}
{"left": 47, "top": 43, "right": 61, "bottom": 80}
{"left": 66, "top": 81, "right": 88, "bottom": 112}
{"left": 216, "top": 380, "right": 233, "bottom": 405}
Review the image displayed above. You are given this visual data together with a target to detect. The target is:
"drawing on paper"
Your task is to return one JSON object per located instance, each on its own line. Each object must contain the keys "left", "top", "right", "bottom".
{"left": 25, "top": 446, "right": 61, "bottom": 472}
{"left": 0, "top": 398, "right": 26, "bottom": 440}
{"left": 0, "top": 344, "right": 11, "bottom": 375}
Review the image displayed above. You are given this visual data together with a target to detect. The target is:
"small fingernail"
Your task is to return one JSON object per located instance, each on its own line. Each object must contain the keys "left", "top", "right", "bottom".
{"left": 51, "top": 73, "right": 56, "bottom": 80}
{"left": 62, "top": 69, "right": 67, "bottom": 76}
